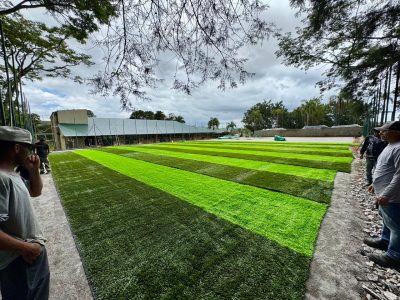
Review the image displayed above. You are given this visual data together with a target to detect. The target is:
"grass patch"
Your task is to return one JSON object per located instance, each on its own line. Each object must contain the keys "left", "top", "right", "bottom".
{"left": 162, "top": 142, "right": 353, "bottom": 157}
{"left": 100, "top": 147, "right": 333, "bottom": 203}
{"left": 191, "top": 141, "right": 354, "bottom": 149}
{"left": 76, "top": 149, "right": 327, "bottom": 256}
{"left": 50, "top": 152, "right": 312, "bottom": 299}
{"left": 139, "top": 144, "right": 352, "bottom": 172}
{"left": 110, "top": 146, "right": 337, "bottom": 181}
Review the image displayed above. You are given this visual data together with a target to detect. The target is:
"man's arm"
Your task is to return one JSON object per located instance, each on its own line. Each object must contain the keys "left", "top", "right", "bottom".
{"left": 381, "top": 147, "right": 400, "bottom": 202}
{"left": 0, "top": 231, "right": 42, "bottom": 264}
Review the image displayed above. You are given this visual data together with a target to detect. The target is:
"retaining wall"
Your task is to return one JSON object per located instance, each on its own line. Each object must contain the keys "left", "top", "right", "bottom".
{"left": 254, "top": 127, "right": 362, "bottom": 137}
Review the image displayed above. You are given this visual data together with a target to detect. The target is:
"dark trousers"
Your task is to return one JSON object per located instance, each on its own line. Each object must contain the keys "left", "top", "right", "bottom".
{"left": 0, "top": 246, "right": 50, "bottom": 300}
{"left": 39, "top": 157, "right": 50, "bottom": 173}
{"left": 366, "top": 158, "right": 377, "bottom": 184}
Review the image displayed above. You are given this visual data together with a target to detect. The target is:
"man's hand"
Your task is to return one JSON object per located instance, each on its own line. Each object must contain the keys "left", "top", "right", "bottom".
{"left": 376, "top": 196, "right": 390, "bottom": 207}
{"left": 368, "top": 185, "right": 375, "bottom": 193}
{"left": 21, "top": 242, "right": 42, "bottom": 264}
{"left": 24, "top": 154, "right": 40, "bottom": 173}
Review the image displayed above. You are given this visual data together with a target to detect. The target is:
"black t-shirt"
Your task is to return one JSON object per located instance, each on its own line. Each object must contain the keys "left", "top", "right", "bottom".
{"left": 35, "top": 142, "right": 49, "bottom": 157}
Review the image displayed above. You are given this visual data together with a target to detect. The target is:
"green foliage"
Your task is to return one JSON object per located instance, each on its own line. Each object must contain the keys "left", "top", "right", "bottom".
{"left": 100, "top": 148, "right": 333, "bottom": 203}
{"left": 0, "top": 1, "right": 116, "bottom": 42}
{"left": 110, "top": 145, "right": 337, "bottom": 182}
{"left": 226, "top": 121, "right": 237, "bottom": 133}
{"left": 143, "top": 144, "right": 353, "bottom": 172}
{"left": 276, "top": 1, "right": 400, "bottom": 99}
{"left": 242, "top": 100, "right": 287, "bottom": 131}
{"left": 0, "top": 13, "right": 93, "bottom": 81}
{"left": 208, "top": 117, "right": 220, "bottom": 129}
{"left": 75, "top": 149, "right": 327, "bottom": 256}
{"left": 129, "top": 110, "right": 185, "bottom": 123}
{"left": 50, "top": 152, "right": 311, "bottom": 299}
{"left": 242, "top": 97, "right": 367, "bottom": 129}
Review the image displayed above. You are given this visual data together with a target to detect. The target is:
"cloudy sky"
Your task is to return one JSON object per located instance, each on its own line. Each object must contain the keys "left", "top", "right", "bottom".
{"left": 21, "top": 1, "right": 335, "bottom": 128}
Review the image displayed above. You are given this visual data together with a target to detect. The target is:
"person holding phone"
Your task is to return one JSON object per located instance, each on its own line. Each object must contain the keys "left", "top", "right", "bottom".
{"left": 0, "top": 126, "right": 49, "bottom": 299}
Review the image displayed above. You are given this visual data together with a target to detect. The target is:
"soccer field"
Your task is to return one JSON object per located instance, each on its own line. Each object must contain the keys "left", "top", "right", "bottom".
{"left": 50, "top": 141, "right": 353, "bottom": 299}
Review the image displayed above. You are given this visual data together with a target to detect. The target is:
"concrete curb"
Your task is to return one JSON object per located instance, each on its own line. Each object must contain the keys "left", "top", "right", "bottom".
{"left": 305, "top": 159, "right": 365, "bottom": 299}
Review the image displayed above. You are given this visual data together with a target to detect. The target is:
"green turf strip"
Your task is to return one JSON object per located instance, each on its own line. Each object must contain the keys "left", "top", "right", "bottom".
{"left": 76, "top": 149, "right": 327, "bottom": 256}
{"left": 192, "top": 141, "right": 354, "bottom": 149}
{"left": 139, "top": 144, "right": 352, "bottom": 172}
{"left": 110, "top": 145, "right": 337, "bottom": 182}
{"left": 165, "top": 142, "right": 353, "bottom": 157}
{"left": 50, "top": 152, "right": 311, "bottom": 299}
{"left": 100, "top": 147, "right": 333, "bottom": 203}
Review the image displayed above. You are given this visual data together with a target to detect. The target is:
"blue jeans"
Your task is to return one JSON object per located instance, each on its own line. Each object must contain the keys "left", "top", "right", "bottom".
{"left": 0, "top": 246, "right": 50, "bottom": 300}
{"left": 379, "top": 203, "right": 400, "bottom": 260}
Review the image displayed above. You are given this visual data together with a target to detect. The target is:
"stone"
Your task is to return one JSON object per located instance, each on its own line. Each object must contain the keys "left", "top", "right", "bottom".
{"left": 383, "top": 291, "right": 398, "bottom": 300}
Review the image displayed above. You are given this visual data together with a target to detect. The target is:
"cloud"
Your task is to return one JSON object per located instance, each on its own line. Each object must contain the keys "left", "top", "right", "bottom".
{"left": 20, "top": 0, "right": 337, "bottom": 128}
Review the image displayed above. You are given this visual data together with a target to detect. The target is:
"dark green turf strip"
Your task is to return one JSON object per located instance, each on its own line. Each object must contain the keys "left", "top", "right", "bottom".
{"left": 159, "top": 143, "right": 353, "bottom": 157}
{"left": 50, "top": 152, "right": 311, "bottom": 300}
{"left": 141, "top": 145, "right": 352, "bottom": 172}
{"left": 99, "top": 147, "right": 332, "bottom": 203}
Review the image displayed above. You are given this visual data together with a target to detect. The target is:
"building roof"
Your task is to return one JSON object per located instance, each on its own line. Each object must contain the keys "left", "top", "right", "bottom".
{"left": 58, "top": 118, "right": 220, "bottom": 137}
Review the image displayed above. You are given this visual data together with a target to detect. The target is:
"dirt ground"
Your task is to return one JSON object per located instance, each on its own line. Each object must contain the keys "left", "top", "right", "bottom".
{"left": 30, "top": 139, "right": 363, "bottom": 299}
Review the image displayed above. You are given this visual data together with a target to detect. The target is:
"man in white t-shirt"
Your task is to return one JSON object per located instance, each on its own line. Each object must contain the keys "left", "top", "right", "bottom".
{"left": 364, "top": 121, "right": 400, "bottom": 269}
{"left": 0, "top": 126, "right": 49, "bottom": 299}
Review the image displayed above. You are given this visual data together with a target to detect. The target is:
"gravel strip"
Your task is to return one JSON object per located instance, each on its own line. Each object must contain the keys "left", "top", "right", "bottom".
{"left": 355, "top": 158, "right": 400, "bottom": 300}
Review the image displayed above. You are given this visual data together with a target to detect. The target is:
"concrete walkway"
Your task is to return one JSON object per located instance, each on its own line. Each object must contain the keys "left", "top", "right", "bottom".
{"left": 32, "top": 174, "right": 93, "bottom": 300}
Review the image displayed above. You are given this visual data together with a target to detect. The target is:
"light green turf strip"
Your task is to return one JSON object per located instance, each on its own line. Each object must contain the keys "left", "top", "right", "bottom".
{"left": 141, "top": 144, "right": 353, "bottom": 164}
{"left": 75, "top": 149, "right": 327, "bottom": 256}
{"left": 156, "top": 142, "right": 352, "bottom": 157}
{"left": 112, "top": 146, "right": 336, "bottom": 182}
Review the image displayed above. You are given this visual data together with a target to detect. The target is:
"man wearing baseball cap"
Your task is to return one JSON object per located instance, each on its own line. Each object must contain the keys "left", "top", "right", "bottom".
{"left": 364, "top": 120, "right": 400, "bottom": 269}
{"left": 0, "top": 126, "right": 49, "bottom": 299}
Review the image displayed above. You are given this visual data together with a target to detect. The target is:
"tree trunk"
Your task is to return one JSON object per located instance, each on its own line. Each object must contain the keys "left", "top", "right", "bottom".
{"left": 381, "top": 69, "right": 388, "bottom": 125}
{"left": 392, "top": 62, "right": 400, "bottom": 121}
{"left": 385, "top": 65, "right": 392, "bottom": 123}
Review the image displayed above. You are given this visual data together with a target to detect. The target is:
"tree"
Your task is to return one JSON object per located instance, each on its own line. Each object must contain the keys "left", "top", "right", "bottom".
{"left": 298, "top": 98, "right": 327, "bottom": 126}
{"left": 0, "top": 13, "right": 94, "bottom": 126}
{"left": 57, "top": 0, "right": 273, "bottom": 106}
{"left": 2, "top": 1, "right": 273, "bottom": 108}
{"left": 226, "top": 121, "right": 236, "bottom": 133}
{"left": 0, "top": 1, "right": 116, "bottom": 42}
{"left": 276, "top": 0, "right": 400, "bottom": 120}
{"left": 154, "top": 110, "right": 166, "bottom": 120}
{"left": 242, "top": 109, "right": 263, "bottom": 133}
{"left": 242, "top": 100, "right": 287, "bottom": 130}
{"left": 208, "top": 117, "right": 219, "bottom": 130}
{"left": 129, "top": 110, "right": 154, "bottom": 119}
{"left": 173, "top": 115, "right": 185, "bottom": 124}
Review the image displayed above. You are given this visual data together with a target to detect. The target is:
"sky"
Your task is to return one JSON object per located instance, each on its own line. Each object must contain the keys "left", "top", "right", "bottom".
{"left": 20, "top": 1, "right": 336, "bottom": 128}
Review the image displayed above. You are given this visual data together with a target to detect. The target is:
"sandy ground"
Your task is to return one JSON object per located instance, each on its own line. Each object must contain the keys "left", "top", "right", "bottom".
{"left": 25, "top": 139, "right": 363, "bottom": 299}
{"left": 32, "top": 174, "right": 93, "bottom": 300}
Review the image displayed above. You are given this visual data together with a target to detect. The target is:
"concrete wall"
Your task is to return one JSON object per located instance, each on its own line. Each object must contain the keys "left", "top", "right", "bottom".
{"left": 255, "top": 126, "right": 362, "bottom": 137}
{"left": 56, "top": 110, "right": 88, "bottom": 124}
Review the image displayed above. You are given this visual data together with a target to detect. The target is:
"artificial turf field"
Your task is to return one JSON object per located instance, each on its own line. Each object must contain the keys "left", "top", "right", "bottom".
{"left": 49, "top": 141, "right": 354, "bottom": 299}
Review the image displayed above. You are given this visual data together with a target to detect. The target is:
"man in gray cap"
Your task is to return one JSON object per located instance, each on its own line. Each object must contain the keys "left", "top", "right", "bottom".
{"left": 364, "top": 120, "right": 400, "bottom": 269}
{"left": 0, "top": 126, "right": 49, "bottom": 299}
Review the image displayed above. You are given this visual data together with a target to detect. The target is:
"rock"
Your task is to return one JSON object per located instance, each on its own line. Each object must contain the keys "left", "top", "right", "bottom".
{"left": 367, "top": 274, "right": 379, "bottom": 282}
{"left": 383, "top": 291, "right": 398, "bottom": 300}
